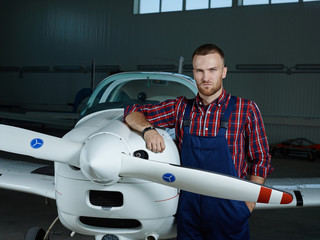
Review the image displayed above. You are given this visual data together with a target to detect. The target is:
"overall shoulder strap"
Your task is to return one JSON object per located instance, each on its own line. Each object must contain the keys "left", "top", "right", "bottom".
{"left": 183, "top": 99, "right": 194, "bottom": 131}
{"left": 218, "top": 96, "right": 237, "bottom": 136}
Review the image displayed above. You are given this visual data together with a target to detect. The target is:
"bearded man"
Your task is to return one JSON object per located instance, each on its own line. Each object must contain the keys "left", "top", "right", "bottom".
{"left": 124, "top": 43, "right": 272, "bottom": 240}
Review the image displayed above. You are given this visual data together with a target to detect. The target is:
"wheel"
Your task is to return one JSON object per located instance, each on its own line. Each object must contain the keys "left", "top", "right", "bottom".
{"left": 24, "top": 227, "right": 47, "bottom": 240}
{"left": 307, "top": 152, "right": 316, "bottom": 161}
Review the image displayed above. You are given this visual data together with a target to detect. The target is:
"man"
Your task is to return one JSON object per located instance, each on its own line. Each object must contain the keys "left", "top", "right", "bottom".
{"left": 124, "top": 44, "right": 272, "bottom": 239}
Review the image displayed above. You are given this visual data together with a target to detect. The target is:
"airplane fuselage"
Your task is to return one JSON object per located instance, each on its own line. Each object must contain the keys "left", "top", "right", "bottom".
{"left": 56, "top": 109, "right": 180, "bottom": 240}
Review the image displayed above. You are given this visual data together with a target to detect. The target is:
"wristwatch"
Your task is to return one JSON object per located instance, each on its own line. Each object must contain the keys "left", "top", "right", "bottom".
{"left": 142, "top": 126, "right": 156, "bottom": 138}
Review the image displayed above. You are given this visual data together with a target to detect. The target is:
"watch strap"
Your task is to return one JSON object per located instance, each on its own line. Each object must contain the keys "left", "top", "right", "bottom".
{"left": 142, "top": 126, "right": 156, "bottom": 138}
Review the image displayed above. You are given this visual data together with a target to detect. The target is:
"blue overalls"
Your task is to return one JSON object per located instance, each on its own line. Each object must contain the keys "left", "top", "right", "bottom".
{"left": 177, "top": 97, "right": 251, "bottom": 240}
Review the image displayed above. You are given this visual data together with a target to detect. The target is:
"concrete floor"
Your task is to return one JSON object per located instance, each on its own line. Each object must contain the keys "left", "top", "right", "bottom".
{"left": 0, "top": 122, "right": 319, "bottom": 239}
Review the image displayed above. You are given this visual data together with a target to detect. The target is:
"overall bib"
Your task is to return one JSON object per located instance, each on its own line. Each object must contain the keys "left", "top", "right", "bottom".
{"left": 177, "top": 97, "right": 251, "bottom": 240}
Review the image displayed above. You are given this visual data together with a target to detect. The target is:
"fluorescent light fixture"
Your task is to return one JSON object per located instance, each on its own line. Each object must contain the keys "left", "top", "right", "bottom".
{"left": 236, "top": 64, "right": 285, "bottom": 70}
{"left": 294, "top": 64, "right": 320, "bottom": 70}
{"left": 137, "top": 64, "right": 176, "bottom": 71}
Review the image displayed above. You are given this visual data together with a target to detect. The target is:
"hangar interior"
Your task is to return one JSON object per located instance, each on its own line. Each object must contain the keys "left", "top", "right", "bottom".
{"left": 0, "top": 0, "right": 320, "bottom": 144}
{"left": 0, "top": 0, "right": 320, "bottom": 239}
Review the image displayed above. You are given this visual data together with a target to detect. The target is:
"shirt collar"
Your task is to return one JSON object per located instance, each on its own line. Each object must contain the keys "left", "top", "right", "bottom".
{"left": 195, "top": 88, "right": 228, "bottom": 108}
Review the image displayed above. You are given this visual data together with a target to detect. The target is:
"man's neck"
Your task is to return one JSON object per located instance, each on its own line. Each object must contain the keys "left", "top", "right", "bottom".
{"left": 199, "top": 89, "right": 223, "bottom": 106}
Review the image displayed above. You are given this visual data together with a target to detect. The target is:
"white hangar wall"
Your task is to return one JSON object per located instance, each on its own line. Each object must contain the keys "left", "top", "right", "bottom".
{"left": 0, "top": 0, "right": 319, "bottom": 143}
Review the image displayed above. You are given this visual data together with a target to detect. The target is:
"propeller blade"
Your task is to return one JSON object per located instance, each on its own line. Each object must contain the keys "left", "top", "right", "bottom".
{"left": 0, "top": 124, "right": 82, "bottom": 166}
{"left": 120, "top": 154, "right": 293, "bottom": 204}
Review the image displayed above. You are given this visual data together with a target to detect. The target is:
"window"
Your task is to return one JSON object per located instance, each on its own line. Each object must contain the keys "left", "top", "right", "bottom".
{"left": 211, "top": 0, "right": 233, "bottom": 8}
{"left": 185, "top": 0, "right": 208, "bottom": 10}
{"left": 161, "top": 0, "right": 183, "bottom": 12}
{"left": 139, "top": 0, "right": 160, "bottom": 14}
{"left": 271, "top": 0, "right": 298, "bottom": 4}
{"left": 135, "top": 0, "right": 233, "bottom": 14}
{"left": 242, "top": 0, "right": 315, "bottom": 5}
{"left": 134, "top": 0, "right": 319, "bottom": 14}
{"left": 243, "top": 0, "right": 268, "bottom": 5}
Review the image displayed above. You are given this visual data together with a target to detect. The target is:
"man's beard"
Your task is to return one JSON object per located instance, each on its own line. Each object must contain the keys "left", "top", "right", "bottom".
{"left": 197, "top": 82, "right": 222, "bottom": 97}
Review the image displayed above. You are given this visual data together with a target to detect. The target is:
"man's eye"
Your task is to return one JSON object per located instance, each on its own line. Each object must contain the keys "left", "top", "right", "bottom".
{"left": 210, "top": 68, "right": 217, "bottom": 72}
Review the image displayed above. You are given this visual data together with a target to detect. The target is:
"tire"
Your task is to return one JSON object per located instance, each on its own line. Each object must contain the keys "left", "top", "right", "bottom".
{"left": 307, "top": 152, "right": 316, "bottom": 161}
{"left": 24, "top": 227, "right": 47, "bottom": 240}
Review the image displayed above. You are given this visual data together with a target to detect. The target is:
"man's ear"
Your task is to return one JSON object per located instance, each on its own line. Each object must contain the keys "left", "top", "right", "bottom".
{"left": 222, "top": 67, "right": 227, "bottom": 79}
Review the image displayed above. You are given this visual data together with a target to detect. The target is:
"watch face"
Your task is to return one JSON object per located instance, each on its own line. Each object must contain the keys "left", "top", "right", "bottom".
{"left": 102, "top": 235, "right": 119, "bottom": 240}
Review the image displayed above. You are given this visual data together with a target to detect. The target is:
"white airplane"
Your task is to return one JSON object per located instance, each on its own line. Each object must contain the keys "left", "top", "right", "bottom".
{"left": 0, "top": 72, "right": 319, "bottom": 240}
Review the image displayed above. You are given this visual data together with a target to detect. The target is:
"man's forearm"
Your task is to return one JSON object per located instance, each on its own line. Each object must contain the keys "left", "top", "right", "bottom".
{"left": 125, "top": 111, "right": 166, "bottom": 153}
{"left": 249, "top": 175, "right": 265, "bottom": 185}
{"left": 125, "top": 111, "right": 153, "bottom": 132}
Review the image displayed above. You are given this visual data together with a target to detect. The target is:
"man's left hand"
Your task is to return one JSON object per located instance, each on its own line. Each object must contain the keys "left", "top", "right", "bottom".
{"left": 245, "top": 201, "right": 256, "bottom": 213}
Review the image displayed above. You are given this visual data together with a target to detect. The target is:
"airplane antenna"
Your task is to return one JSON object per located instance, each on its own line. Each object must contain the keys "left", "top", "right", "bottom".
{"left": 178, "top": 56, "right": 184, "bottom": 74}
{"left": 91, "top": 58, "right": 96, "bottom": 90}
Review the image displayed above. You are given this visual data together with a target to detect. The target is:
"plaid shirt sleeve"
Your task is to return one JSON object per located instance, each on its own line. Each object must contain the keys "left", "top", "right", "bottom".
{"left": 124, "top": 97, "right": 185, "bottom": 128}
{"left": 246, "top": 101, "right": 273, "bottom": 178}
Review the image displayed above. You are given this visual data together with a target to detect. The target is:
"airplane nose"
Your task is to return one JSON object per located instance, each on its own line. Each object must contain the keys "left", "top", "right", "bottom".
{"left": 80, "top": 133, "right": 129, "bottom": 185}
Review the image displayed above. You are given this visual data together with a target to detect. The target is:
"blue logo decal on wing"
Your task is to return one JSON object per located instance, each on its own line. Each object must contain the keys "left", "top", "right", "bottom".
{"left": 162, "top": 173, "right": 176, "bottom": 183}
{"left": 30, "top": 138, "right": 44, "bottom": 149}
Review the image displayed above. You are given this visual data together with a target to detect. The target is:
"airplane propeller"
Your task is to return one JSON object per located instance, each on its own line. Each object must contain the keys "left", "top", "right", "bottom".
{"left": 0, "top": 124, "right": 293, "bottom": 205}
{"left": 0, "top": 124, "right": 82, "bottom": 166}
{"left": 120, "top": 154, "right": 293, "bottom": 204}
{"left": 79, "top": 132, "right": 293, "bottom": 205}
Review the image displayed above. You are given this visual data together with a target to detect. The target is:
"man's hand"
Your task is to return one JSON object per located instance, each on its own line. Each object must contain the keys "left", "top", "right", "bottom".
{"left": 125, "top": 112, "right": 166, "bottom": 153}
{"left": 245, "top": 175, "right": 266, "bottom": 213}
{"left": 144, "top": 129, "right": 166, "bottom": 153}
{"left": 245, "top": 201, "right": 256, "bottom": 213}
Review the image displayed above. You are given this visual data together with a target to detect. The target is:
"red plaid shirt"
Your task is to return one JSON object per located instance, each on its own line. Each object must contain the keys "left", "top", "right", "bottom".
{"left": 124, "top": 89, "right": 272, "bottom": 179}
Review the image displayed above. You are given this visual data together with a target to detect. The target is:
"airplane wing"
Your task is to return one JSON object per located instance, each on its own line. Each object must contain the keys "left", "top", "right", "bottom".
{"left": 256, "top": 177, "right": 320, "bottom": 209}
{"left": 0, "top": 158, "right": 55, "bottom": 199}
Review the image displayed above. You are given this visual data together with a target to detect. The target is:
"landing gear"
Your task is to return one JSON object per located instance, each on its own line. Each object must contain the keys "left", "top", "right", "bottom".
{"left": 24, "top": 216, "right": 58, "bottom": 240}
{"left": 24, "top": 227, "right": 48, "bottom": 240}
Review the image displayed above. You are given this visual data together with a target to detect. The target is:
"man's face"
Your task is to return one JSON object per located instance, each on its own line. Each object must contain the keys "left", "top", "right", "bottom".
{"left": 192, "top": 53, "right": 227, "bottom": 101}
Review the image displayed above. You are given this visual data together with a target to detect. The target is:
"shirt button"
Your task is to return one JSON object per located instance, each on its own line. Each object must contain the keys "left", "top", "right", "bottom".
{"left": 218, "top": 104, "right": 221, "bottom": 107}
{"left": 205, "top": 128, "right": 208, "bottom": 130}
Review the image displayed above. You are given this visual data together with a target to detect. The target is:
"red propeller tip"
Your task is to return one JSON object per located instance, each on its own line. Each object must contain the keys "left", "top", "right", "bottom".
{"left": 280, "top": 192, "right": 293, "bottom": 204}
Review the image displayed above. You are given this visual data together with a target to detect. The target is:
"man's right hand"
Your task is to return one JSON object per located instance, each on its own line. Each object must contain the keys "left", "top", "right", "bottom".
{"left": 143, "top": 129, "right": 166, "bottom": 153}
{"left": 125, "top": 112, "right": 166, "bottom": 153}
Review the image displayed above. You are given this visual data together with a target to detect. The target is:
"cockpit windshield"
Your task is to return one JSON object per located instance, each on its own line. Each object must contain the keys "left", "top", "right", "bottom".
{"left": 81, "top": 72, "right": 197, "bottom": 117}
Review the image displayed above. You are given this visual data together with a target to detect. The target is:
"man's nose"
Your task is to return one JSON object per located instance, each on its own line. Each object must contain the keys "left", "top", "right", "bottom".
{"left": 202, "top": 70, "right": 210, "bottom": 81}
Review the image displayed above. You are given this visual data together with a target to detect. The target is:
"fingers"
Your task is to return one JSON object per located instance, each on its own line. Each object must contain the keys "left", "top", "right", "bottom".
{"left": 144, "top": 130, "right": 166, "bottom": 153}
{"left": 245, "top": 201, "right": 256, "bottom": 213}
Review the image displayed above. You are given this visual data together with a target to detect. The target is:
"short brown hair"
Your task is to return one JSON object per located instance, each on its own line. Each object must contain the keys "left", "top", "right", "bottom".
{"left": 192, "top": 43, "right": 225, "bottom": 65}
